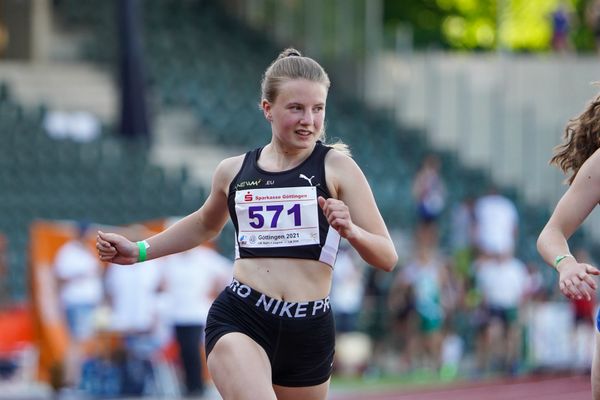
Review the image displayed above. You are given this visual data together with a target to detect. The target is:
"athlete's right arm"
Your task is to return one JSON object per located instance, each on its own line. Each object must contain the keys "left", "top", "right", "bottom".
{"left": 96, "top": 155, "right": 244, "bottom": 264}
{"left": 537, "top": 149, "right": 600, "bottom": 300}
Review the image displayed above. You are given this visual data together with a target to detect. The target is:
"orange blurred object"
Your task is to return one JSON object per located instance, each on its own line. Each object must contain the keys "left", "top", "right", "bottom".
{"left": 0, "top": 304, "right": 34, "bottom": 353}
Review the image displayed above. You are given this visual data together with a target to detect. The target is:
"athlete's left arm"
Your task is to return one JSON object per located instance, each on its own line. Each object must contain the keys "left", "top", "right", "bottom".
{"left": 320, "top": 151, "right": 398, "bottom": 272}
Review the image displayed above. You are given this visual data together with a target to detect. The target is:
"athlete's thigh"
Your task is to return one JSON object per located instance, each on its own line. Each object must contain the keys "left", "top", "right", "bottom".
{"left": 208, "top": 332, "right": 276, "bottom": 400}
{"left": 273, "top": 379, "right": 330, "bottom": 400}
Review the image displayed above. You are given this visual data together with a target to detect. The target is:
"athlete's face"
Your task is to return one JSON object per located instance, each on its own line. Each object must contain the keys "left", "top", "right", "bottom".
{"left": 262, "top": 79, "right": 327, "bottom": 150}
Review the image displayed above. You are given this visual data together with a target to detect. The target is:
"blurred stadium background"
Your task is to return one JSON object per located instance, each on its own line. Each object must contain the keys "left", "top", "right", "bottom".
{"left": 0, "top": 0, "right": 599, "bottom": 399}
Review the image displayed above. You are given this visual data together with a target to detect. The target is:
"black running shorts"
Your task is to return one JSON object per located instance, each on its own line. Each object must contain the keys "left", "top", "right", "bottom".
{"left": 205, "top": 279, "right": 335, "bottom": 387}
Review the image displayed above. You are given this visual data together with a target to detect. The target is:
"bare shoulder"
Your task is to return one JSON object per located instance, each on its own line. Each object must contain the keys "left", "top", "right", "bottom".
{"left": 588, "top": 148, "right": 600, "bottom": 169}
{"left": 213, "top": 154, "right": 246, "bottom": 188}
{"left": 325, "top": 149, "right": 366, "bottom": 197}
{"left": 325, "top": 148, "right": 361, "bottom": 172}
{"left": 577, "top": 148, "right": 600, "bottom": 182}
{"left": 217, "top": 154, "right": 246, "bottom": 172}
{"left": 570, "top": 148, "right": 600, "bottom": 206}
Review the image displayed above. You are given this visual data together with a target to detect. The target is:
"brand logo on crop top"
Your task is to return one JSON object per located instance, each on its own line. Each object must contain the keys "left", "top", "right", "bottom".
{"left": 299, "top": 173, "right": 319, "bottom": 187}
{"left": 235, "top": 179, "right": 262, "bottom": 190}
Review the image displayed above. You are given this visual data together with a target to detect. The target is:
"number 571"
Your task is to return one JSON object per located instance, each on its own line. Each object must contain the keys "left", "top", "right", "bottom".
{"left": 248, "top": 204, "right": 301, "bottom": 229}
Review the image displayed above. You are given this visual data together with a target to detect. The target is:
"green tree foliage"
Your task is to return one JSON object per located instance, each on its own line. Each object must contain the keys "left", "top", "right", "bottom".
{"left": 441, "top": 0, "right": 497, "bottom": 49}
{"left": 500, "top": 0, "right": 566, "bottom": 51}
{"left": 384, "top": 0, "right": 594, "bottom": 52}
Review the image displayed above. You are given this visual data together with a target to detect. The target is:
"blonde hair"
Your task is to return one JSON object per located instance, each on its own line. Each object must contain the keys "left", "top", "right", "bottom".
{"left": 551, "top": 91, "right": 600, "bottom": 184}
{"left": 261, "top": 48, "right": 351, "bottom": 156}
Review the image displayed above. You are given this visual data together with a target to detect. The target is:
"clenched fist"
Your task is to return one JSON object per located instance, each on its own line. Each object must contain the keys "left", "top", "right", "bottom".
{"left": 96, "top": 231, "right": 139, "bottom": 265}
{"left": 318, "top": 196, "right": 357, "bottom": 240}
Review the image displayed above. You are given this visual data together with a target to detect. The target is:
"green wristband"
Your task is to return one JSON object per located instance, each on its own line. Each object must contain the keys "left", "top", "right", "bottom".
{"left": 554, "top": 254, "right": 573, "bottom": 269}
{"left": 137, "top": 240, "right": 149, "bottom": 262}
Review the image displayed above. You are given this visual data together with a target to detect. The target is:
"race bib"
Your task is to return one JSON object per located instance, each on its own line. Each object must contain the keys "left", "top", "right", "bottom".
{"left": 235, "top": 187, "right": 320, "bottom": 248}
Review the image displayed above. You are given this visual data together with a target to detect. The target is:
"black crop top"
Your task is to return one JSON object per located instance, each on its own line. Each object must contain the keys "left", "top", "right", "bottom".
{"left": 227, "top": 141, "right": 340, "bottom": 267}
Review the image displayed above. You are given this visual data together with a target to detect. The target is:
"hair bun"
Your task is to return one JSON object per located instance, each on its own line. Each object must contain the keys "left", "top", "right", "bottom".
{"left": 278, "top": 48, "right": 302, "bottom": 60}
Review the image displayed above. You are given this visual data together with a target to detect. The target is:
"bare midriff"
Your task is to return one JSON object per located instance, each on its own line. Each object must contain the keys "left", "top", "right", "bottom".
{"left": 233, "top": 257, "right": 333, "bottom": 302}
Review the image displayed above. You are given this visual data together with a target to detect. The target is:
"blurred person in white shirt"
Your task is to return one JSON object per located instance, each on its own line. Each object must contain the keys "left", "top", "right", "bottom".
{"left": 330, "top": 243, "right": 364, "bottom": 334}
{"left": 54, "top": 222, "right": 103, "bottom": 388}
{"left": 104, "top": 258, "right": 164, "bottom": 353}
{"left": 162, "top": 242, "right": 232, "bottom": 397}
{"left": 474, "top": 188, "right": 519, "bottom": 259}
{"left": 475, "top": 256, "right": 529, "bottom": 374}
{"left": 104, "top": 258, "right": 165, "bottom": 396}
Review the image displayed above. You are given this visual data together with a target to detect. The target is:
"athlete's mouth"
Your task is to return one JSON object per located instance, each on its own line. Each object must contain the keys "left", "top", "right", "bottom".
{"left": 295, "top": 129, "right": 312, "bottom": 136}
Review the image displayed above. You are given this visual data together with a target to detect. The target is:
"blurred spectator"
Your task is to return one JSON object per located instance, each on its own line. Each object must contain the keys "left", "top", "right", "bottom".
{"left": 388, "top": 269, "right": 415, "bottom": 373}
{"left": 474, "top": 255, "right": 530, "bottom": 375}
{"left": 473, "top": 187, "right": 519, "bottom": 259}
{"left": 53, "top": 222, "right": 103, "bottom": 389}
{"left": 550, "top": 1, "right": 574, "bottom": 54}
{"left": 412, "top": 154, "right": 446, "bottom": 224}
{"left": 362, "top": 267, "right": 392, "bottom": 376}
{"left": 439, "top": 328, "right": 464, "bottom": 381}
{"left": 449, "top": 196, "right": 476, "bottom": 281}
{"left": 389, "top": 229, "right": 452, "bottom": 373}
{"left": 161, "top": 242, "right": 232, "bottom": 398}
{"left": 330, "top": 243, "right": 368, "bottom": 377}
{"left": 330, "top": 243, "right": 365, "bottom": 334}
{"left": 587, "top": 0, "right": 600, "bottom": 54}
{"left": 524, "top": 262, "right": 545, "bottom": 301}
{"left": 412, "top": 155, "right": 447, "bottom": 258}
{"left": 104, "top": 258, "right": 164, "bottom": 396}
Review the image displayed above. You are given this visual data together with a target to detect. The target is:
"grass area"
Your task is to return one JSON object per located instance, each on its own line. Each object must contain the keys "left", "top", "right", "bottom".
{"left": 330, "top": 367, "right": 463, "bottom": 393}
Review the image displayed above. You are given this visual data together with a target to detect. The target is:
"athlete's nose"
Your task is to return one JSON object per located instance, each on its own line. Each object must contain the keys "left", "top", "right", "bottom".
{"left": 300, "top": 110, "right": 315, "bottom": 126}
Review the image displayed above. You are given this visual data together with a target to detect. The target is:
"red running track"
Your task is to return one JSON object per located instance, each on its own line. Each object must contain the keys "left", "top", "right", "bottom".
{"left": 330, "top": 375, "right": 591, "bottom": 400}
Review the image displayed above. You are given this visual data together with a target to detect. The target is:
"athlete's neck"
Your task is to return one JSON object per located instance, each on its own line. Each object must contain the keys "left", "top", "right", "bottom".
{"left": 260, "top": 142, "right": 315, "bottom": 172}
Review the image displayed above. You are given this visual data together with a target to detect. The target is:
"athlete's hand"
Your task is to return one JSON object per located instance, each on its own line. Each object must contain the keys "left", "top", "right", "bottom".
{"left": 96, "top": 231, "right": 138, "bottom": 265}
{"left": 318, "top": 196, "right": 357, "bottom": 240}
{"left": 557, "top": 258, "right": 600, "bottom": 301}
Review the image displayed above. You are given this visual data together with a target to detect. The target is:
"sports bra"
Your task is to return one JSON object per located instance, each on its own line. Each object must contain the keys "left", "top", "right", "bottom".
{"left": 227, "top": 141, "right": 340, "bottom": 267}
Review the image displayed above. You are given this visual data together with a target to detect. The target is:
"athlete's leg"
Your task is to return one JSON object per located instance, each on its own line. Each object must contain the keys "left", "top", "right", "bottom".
{"left": 207, "top": 332, "right": 276, "bottom": 400}
{"left": 592, "top": 330, "right": 600, "bottom": 400}
{"left": 273, "top": 379, "right": 330, "bottom": 400}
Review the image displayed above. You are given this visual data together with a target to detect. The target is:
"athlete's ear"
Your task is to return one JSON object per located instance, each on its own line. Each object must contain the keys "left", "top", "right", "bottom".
{"left": 261, "top": 99, "right": 272, "bottom": 122}
{"left": 318, "top": 196, "right": 327, "bottom": 210}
